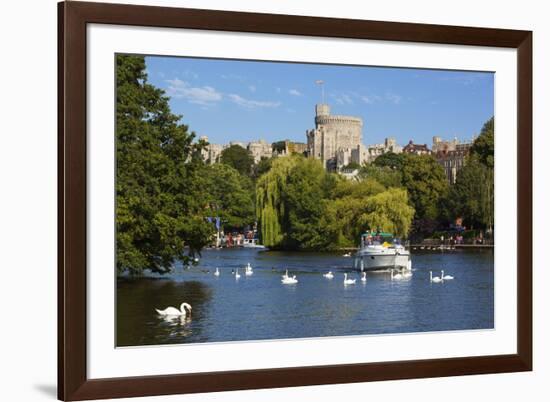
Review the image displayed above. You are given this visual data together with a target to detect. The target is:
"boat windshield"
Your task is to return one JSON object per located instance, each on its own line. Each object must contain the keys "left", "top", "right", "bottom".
{"left": 361, "top": 232, "right": 401, "bottom": 247}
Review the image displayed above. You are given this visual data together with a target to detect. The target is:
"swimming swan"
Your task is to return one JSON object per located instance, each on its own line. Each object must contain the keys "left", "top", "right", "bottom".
{"left": 343, "top": 273, "right": 356, "bottom": 285}
{"left": 430, "top": 271, "right": 443, "bottom": 283}
{"left": 235, "top": 268, "right": 241, "bottom": 279}
{"left": 361, "top": 272, "right": 367, "bottom": 282}
{"left": 281, "top": 273, "right": 298, "bottom": 284}
{"left": 156, "top": 302, "right": 192, "bottom": 317}
{"left": 245, "top": 263, "right": 253, "bottom": 276}
{"left": 323, "top": 271, "right": 334, "bottom": 279}
{"left": 442, "top": 270, "right": 454, "bottom": 280}
{"left": 214, "top": 267, "right": 220, "bottom": 276}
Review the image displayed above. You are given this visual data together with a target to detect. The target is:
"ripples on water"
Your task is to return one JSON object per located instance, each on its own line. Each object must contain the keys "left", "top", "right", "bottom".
{"left": 116, "top": 248, "right": 494, "bottom": 347}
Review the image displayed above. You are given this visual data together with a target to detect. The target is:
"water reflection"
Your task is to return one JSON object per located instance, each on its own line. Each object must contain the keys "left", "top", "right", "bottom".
{"left": 117, "top": 279, "right": 211, "bottom": 346}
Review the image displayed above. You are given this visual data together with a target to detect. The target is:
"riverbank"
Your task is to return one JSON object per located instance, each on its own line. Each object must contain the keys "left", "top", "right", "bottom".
{"left": 335, "top": 244, "right": 494, "bottom": 252}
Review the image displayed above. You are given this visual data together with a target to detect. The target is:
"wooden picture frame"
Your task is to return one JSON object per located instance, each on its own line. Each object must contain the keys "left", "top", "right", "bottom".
{"left": 58, "top": 1, "right": 532, "bottom": 400}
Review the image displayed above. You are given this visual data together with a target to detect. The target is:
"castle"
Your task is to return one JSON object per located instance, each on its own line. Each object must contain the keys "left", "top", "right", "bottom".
{"left": 432, "top": 136, "right": 475, "bottom": 183}
{"left": 199, "top": 102, "right": 476, "bottom": 183}
{"left": 306, "top": 104, "right": 367, "bottom": 171}
{"left": 199, "top": 137, "right": 273, "bottom": 164}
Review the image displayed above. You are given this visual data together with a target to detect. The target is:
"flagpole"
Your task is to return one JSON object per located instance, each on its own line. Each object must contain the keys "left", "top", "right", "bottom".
{"left": 315, "top": 80, "right": 325, "bottom": 104}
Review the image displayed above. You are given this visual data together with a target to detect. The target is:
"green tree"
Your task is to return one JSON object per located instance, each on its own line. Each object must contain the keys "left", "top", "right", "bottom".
{"left": 342, "top": 161, "right": 361, "bottom": 170}
{"left": 255, "top": 156, "right": 299, "bottom": 247}
{"left": 204, "top": 163, "right": 255, "bottom": 230}
{"left": 373, "top": 152, "right": 404, "bottom": 170}
{"left": 322, "top": 179, "right": 414, "bottom": 247}
{"left": 256, "top": 155, "right": 415, "bottom": 250}
{"left": 448, "top": 117, "right": 494, "bottom": 230}
{"left": 400, "top": 153, "right": 449, "bottom": 221}
{"left": 253, "top": 156, "right": 273, "bottom": 178}
{"left": 471, "top": 117, "right": 494, "bottom": 168}
{"left": 284, "top": 158, "right": 329, "bottom": 249}
{"left": 116, "top": 55, "right": 213, "bottom": 275}
{"left": 359, "top": 164, "right": 403, "bottom": 188}
{"left": 449, "top": 158, "right": 493, "bottom": 228}
{"left": 220, "top": 144, "right": 255, "bottom": 176}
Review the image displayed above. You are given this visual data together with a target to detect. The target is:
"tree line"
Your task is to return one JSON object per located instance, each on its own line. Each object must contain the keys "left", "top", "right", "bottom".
{"left": 116, "top": 55, "right": 493, "bottom": 274}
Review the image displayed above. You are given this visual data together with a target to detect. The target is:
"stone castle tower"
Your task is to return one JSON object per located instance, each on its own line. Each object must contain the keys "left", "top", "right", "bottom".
{"left": 306, "top": 103, "right": 364, "bottom": 170}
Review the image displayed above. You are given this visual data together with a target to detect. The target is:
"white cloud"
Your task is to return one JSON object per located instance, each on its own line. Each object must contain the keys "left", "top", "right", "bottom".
{"left": 227, "top": 94, "right": 281, "bottom": 109}
{"left": 332, "top": 93, "right": 354, "bottom": 105}
{"left": 165, "top": 78, "right": 222, "bottom": 106}
{"left": 248, "top": 85, "right": 256, "bottom": 92}
{"left": 385, "top": 92, "right": 402, "bottom": 105}
{"left": 289, "top": 89, "right": 301, "bottom": 96}
{"left": 360, "top": 95, "right": 374, "bottom": 104}
{"left": 276, "top": 87, "right": 282, "bottom": 93}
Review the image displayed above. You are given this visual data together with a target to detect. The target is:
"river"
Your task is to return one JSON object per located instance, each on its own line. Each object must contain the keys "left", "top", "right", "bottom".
{"left": 117, "top": 247, "right": 494, "bottom": 347}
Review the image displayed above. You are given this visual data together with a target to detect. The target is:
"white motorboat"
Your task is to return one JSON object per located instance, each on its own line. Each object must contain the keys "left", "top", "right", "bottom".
{"left": 354, "top": 231, "right": 411, "bottom": 272}
{"left": 242, "top": 238, "right": 267, "bottom": 249}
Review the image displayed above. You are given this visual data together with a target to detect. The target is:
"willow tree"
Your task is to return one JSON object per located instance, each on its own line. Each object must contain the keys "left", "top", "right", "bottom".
{"left": 359, "top": 188, "right": 415, "bottom": 236}
{"left": 255, "top": 156, "right": 298, "bottom": 247}
{"left": 448, "top": 116, "right": 494, "bottom": 230}
{"left": 322, "top": 185, "right": 414, "bottom": 247}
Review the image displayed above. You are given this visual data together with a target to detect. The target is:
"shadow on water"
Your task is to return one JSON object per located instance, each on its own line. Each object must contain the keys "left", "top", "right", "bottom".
{"left": 117, "top": 278, "right": 212, "bottom": 346}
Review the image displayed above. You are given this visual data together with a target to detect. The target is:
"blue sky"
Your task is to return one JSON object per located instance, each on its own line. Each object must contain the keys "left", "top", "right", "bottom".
{"left": 144, "top": 55, "right": 494, "bottom": 147}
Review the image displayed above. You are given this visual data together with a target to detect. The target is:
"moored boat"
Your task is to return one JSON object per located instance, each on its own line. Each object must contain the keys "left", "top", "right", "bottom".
{"left": 354, "top": 231, "right": 410, "bottom": 271}
{"left": 242, "top": 238, "right": 267, "bottom": 249}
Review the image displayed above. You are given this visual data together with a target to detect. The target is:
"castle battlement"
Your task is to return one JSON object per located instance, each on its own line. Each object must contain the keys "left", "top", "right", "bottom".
{"left": 315, "top": 115, "right": 363, "bottom": 126}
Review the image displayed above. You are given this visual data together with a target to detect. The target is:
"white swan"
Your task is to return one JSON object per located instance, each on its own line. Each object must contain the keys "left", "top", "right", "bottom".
{"left": 281, "top": 273, "right": 298, "bottom": 284}
{"left": 343, "top": 273, "right": 356, "bottom": 285}
{"left": 361, "top": 272, "right": 367, "bottom": 282}
{"left": 323, "top": 271, "right": 334, "bottom": 279}
{"left": 156, "top": 302, "right": 192, "bottom": 317}
{"left": 442, "top": 270, "right": 454, "bottom": 280}
{"left": 214, "top": 267, "right": 220, "bottom": 276}
{"left": 235, "top": 268, "right": 241, "bottom": 279}
{"left": 342, "top": 252, "right": 351, "bottom": 257}
{"left": 391, "top": 270, "right": 404, "bottom": 280}
{"left": 245, "top": 263, "right": 253, "bottom": 276}
{"left": 430, "top": 271, "right": 443, "bottom": 283}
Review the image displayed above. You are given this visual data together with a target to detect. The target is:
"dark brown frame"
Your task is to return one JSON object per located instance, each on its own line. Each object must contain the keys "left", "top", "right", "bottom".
{"left": 58, "top": 1, "right": 532, "bottom": 400}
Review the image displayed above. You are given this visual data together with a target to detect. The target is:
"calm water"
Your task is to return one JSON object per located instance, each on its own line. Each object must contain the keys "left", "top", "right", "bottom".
{"left": 117, "top": 248, "right": 494, "bottom": 347}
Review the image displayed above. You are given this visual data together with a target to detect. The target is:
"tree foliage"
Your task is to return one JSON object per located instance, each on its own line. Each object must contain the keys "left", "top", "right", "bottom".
{"left": 220, "top": 144, "right": 255, "bottom": 176}
{"left": 400, "top": 154, "right": 449, "bottom": 221}
{"left": 256, "top": 155, "right": 414, "bottom": 249}
{"left": 448, "top": 117, "right": 494, "bottom": 229}
{"left": 204, "top": 163, "right": 255, "bottom": 230}
{"left": 255, "top": 156, "right": 298, "bottom": 247}
{"left": 359, "top": 164, "right": 403, "bottom": 188}
{"left": 116, "top": 55, "right": 213, "bottom": 274}
{"left": 373, "top": 152, "right": 404, "bottom": 170}
{"left": 471, "top": 117, "right": 494, "bottom": 168}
